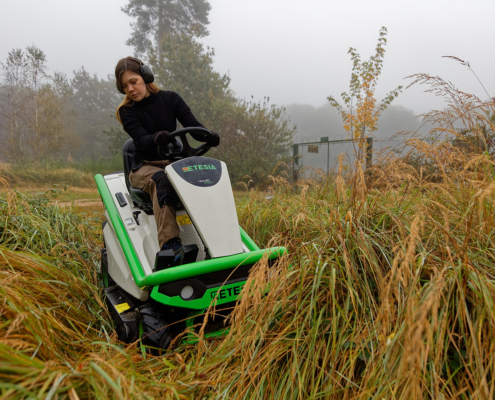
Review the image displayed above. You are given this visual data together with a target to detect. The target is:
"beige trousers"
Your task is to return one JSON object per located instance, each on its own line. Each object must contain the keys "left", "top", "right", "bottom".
{"left": 129, "top": 161, "right": 180, "bottom": 248}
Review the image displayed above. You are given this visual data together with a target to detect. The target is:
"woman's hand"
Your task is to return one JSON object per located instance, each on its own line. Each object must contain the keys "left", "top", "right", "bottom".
{"left": 154, "top": 130, "right": 173, "bottom": 146}
{"left": 206, "top": 131, "right": 220, "bottom": 147}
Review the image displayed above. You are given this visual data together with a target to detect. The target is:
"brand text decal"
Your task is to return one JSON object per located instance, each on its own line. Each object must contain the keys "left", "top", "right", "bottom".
{"left": 182, "top": 164, "right": 217, "bottom": 173}
{"left": 211, "top": 284, "right": 242, "bottom": 299}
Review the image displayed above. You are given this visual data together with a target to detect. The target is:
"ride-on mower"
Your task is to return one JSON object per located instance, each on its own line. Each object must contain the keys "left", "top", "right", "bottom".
{"left": 95, "top": 127, "right": 287, "bottom": 352}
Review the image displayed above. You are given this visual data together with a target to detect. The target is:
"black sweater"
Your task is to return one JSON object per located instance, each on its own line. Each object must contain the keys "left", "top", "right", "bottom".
{"left": 119, "top": 90, "right": 206, "bottom": 169}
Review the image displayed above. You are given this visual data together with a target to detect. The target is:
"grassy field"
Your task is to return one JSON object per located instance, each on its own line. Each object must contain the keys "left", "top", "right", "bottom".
{"left": 1, "top": 87, "right": 495, "bottom": 398}
{"left": 1, "top": 140, "right": 495, "bottom": 399}
{"left": 0, "top": 155, "right": 123, "bottom": 189}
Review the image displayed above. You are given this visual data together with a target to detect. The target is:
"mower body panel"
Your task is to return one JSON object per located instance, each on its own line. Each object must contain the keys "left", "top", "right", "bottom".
{"left": 95, "top": 155, "right": 287, "bottom": 347}
{"left": 103, "top": 218, "right": 149, "bottom": 300}
{"left": 166, "top": 157, "right": 244, "bottom": 258}
{"left": 99, "top": 172, "right": 207, "bottom": 298}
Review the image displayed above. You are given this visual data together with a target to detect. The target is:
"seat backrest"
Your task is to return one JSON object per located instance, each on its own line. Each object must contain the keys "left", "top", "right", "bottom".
{"left": 123, "top": 139, "right": 153, "bottom": 210}
{"left": 123, "top": 139, "right": 135, "bottom": 192}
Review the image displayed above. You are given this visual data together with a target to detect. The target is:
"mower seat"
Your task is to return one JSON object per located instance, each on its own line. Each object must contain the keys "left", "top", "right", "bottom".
{"left": 122, "top": 139, "right": 185, "bottom": 213}
{"left": 123, "top": 139, "right": 153, "bottom": 213}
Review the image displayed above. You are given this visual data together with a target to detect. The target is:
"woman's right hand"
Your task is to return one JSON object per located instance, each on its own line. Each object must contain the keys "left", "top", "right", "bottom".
{"left": 154, "top": 130, "right": 173, "bottom": 146}
{"left": 206, "top": 131, "right": 220, "bottom": 147}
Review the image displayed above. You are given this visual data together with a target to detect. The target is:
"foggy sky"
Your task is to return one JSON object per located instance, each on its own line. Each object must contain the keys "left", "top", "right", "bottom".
{"left": 1, "top": 0, "right": 494, "bottom": 114}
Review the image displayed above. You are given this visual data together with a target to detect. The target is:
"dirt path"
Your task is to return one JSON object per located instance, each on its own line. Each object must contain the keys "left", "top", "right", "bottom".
{"left": 51, "top": 199, "right": 103, "bottom": 210}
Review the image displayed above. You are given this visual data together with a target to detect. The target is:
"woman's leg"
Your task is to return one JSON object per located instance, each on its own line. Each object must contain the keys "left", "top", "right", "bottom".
{"left": 129, "top": 163, "right": 180, "bottom": 248}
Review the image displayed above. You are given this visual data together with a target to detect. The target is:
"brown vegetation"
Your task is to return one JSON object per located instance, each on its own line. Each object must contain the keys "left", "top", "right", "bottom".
{"left": 0, "top": 66, "right": 494, "bottom": 398}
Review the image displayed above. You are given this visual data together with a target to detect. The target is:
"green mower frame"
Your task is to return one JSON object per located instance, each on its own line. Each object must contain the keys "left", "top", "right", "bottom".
{"left": 95, "top": 173, "right": 287, "bottom": 347}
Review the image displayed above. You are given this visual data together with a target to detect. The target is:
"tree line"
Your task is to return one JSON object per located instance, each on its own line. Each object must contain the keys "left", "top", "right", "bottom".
{"left": 287, "top": 103, "right": 425, "bottom": 142}
{"left": 0, "top": 3, "right": 431, "bottom": 182}
{"left": 0, "top": 47, "right": 123, "bottom": 163}
{"left": 0, "top": 0, "right": 295, "bottom": 183}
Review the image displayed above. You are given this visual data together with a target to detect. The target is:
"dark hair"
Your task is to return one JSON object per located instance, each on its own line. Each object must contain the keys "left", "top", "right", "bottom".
{"left": 114, "top": 57, "right": 160, "bottom": 124}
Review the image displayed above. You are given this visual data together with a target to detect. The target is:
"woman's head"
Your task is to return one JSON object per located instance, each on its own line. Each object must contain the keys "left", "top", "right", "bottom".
{"left": 115, "top": 57, "right": 159, "bottom": 101}
{"left": 115, "top": 57, "right": 160, "bottom": 122}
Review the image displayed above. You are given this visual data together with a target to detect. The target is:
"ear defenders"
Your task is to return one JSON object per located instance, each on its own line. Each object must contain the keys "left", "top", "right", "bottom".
{"left": 117, "top": 57, "right": 155, "bottom": 94}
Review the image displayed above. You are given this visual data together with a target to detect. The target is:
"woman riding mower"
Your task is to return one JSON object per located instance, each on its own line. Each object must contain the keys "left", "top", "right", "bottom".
{"left": 114, "top": 56, "right": 219, "bottom": 264}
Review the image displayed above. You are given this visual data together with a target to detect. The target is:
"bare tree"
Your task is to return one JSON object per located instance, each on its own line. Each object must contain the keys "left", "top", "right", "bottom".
{"left": 0, "top": 46, "right": 74, "bottom": 162}
{"left": 0, "top": 48, "right": 29, "bottom": 159}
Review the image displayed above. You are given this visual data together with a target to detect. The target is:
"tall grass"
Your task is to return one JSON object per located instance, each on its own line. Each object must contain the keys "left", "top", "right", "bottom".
{"left": 187, "top": 75, "right": 495, "bottom": 399}
{"left": 1, "top": 74, "right": 494, "bottom": 398}
{"left": 0, "top": 182, "right": 196, "bottom": 398}
{"left": 201, "top": 170, "right": 495, "bottom": 398}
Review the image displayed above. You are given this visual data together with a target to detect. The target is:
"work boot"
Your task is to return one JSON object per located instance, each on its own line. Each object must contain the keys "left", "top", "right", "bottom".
{"left": 161, "top": 239, "right": 184, "bottom": 266}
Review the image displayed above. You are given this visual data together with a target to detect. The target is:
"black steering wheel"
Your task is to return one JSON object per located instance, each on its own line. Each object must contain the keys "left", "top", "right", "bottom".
{"left": 157, "top": 127, "right": 213, "bottom": 161}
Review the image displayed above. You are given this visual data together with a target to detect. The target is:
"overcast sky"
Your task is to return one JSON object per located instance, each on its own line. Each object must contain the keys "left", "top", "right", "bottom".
{"left": 1, "top": 0, "right": 494, "bottom": 114}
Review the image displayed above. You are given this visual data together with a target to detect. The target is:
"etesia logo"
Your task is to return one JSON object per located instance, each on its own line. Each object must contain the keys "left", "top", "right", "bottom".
{"left": 182, "top": 164, "right": 217, "bottom": 173}
{"left": 211, "top": 284, "right": 243, "bottom": 299}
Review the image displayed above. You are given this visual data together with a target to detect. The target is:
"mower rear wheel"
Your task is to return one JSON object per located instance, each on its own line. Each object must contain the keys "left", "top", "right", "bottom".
{"left": 139, "top": 305, "right": 172, "bottom": 355}
{"left": 100, "top": 247, "right": 115, "bottom": 288}
{"left": 100, "top": 221, "right": 115, "bottom": 288}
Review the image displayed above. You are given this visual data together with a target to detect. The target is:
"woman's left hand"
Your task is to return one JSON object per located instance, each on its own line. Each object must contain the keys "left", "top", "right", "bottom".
{"left": 206, "top": 131, "right": 220, "bottom": 147}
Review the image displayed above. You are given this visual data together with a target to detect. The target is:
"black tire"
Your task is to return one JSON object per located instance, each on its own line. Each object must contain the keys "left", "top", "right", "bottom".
{"left": 100, "top": 247, "right": 116, "bottom": 288}
{"left": 100, "top": 221, "right": 116, "bottom": 288}
{"left": 139, "top": 305, "right": 172, "bottom": 354}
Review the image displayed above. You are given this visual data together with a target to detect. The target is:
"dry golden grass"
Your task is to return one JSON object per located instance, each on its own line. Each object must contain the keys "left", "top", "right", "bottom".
{"left": 0, "top": 70, "right": 494, "bottom": 398}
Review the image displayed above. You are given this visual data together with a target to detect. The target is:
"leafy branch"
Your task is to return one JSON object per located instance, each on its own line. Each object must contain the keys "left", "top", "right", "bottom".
{"left": 328, "top": 27, "right": 403, "bottom": 139}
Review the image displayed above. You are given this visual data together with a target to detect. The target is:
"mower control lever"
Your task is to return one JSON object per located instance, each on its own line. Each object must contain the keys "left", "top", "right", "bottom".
{"left": 132, "top": 211, "right": 141, "bottom": 225}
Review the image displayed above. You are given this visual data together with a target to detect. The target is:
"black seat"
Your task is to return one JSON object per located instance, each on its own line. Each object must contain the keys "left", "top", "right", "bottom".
{"left": 122, "top": 139, "right": 185, "bottom": 213}
{"left": 123, "top": 139, "right": 153, "bottom": 212}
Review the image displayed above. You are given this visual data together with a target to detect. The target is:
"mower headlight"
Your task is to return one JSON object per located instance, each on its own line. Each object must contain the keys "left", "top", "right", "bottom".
{"left": 181, "top": 285, "right": 194, "bottom": 300}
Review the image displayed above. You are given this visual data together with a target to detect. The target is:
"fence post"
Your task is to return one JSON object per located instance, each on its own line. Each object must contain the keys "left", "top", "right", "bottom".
{"left": 327, "top": 141, "right": 330, "bottom": 175}
{"left": 366, "top": 137, "right": 373, "bottom": 169}
{"left": 293, "top": 144, "right": 299, "bottom": 183}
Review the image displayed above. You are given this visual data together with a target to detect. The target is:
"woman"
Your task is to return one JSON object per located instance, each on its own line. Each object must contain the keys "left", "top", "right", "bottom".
{"left": 115, "top": 56, "right": 219, "bottom": 263}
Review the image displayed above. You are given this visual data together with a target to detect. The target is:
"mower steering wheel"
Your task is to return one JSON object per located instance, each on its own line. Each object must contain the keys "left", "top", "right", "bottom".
{"left": 157, "top": 127, "right": 213, "bottom": 160}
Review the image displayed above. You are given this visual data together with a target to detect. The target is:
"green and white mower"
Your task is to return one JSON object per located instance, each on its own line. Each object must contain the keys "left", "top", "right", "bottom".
{"left": 95, "top": 127, "right": 287, "bottom": 352}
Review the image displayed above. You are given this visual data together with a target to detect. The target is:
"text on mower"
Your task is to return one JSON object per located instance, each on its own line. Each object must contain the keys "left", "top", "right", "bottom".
{"left": 211, "top": 284, "right": 243, "bottom": 299}
{"left": 182, "top": 164, "right": 217, "bottom": 173}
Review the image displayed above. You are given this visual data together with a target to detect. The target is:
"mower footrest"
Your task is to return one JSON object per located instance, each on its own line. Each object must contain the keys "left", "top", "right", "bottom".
{"left": 154, "top": 244, "right": 199, "bottom": 272}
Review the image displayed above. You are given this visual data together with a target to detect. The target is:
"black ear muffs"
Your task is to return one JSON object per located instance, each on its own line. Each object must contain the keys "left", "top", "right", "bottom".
{"left": 117, "top": 58, "right": 155, "bottom": 94}
{"left": 140, "top": 64, "right": 154, "bottom": 85}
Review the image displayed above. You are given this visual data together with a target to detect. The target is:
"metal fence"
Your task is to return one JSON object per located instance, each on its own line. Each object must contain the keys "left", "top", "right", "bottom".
{"left": 293, "top": 137, "right": 413, "bottom": 181}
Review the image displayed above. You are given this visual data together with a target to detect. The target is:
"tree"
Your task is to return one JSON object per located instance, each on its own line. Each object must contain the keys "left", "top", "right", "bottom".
{"left": 208, "top": 98, "right": 295, "bottom": 183}
{"left": 31, "top": 72, "right": 75, "bottom": 158}
{"left": 25, "top": 45, "right": 48, "bottom": 145}
{"left": 148, "top": 32, "right": 294, "bottom": 182}
{"left": 104, "top": 124, "right": 128, "bottom": 156}
{"left": 149, "top": 32, "right": 233, "bottom": 125}
{"left": 122, "top": 0, "right": 211, "bottom": 57}
{"left": 0, "top": 48, "right": 29, "bottom": 159}
{"left": 0, "top": 45, "right": 74, "bottom": 161}
{"left": 327, "top": 27, "right": 402, "bottom": 141}
{"left": 71, "top": 67, "right": 122, "bottom": 157}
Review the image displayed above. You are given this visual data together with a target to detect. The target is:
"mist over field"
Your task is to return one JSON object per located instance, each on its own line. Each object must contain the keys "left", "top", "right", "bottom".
{"left": 0, "top": 0, "right": 494, "bottom": 162}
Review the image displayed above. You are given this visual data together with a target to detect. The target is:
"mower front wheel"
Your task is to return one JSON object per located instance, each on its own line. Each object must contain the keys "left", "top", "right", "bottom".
{"left": 139, "top": 305, "right": 172, "bottom": 355}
